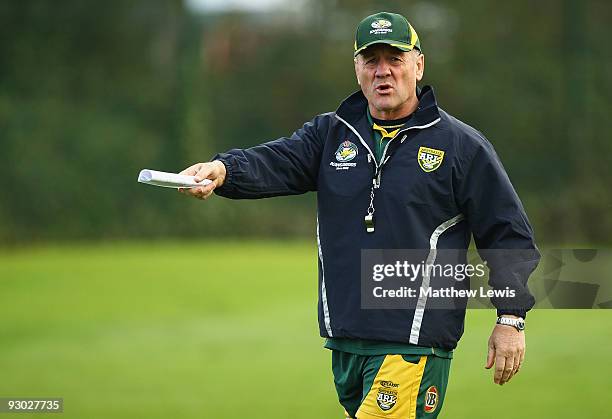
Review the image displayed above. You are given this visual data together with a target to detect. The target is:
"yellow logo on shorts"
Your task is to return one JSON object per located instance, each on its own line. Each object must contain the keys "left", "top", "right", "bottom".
{"left": 417, "top": 146, "right": 445, "bottom": 172}
{"left": 376, "top": 381, "right": 399, "bottom": 411}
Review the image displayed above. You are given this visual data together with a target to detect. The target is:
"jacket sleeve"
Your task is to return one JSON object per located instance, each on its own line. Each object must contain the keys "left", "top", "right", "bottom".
{"left": 455, "top": 136, "right": 540, "bottom": 318}
{"left": 211, "top": 114, "right": 327, "bottom": 199}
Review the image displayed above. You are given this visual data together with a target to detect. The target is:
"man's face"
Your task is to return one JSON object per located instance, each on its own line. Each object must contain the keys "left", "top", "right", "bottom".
{"left": 354, "top": 44, "right": 424, "bottom": 120}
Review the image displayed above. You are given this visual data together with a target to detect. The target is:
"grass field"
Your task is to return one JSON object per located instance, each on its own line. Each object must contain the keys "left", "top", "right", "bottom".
{"left": 0, "top": 241, "right": 610, "bottom": 418}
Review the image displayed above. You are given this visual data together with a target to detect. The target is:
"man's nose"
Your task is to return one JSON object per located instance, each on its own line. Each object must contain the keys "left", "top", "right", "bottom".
{"left": 375, "top": 60, "right": 391, "bottom": 77}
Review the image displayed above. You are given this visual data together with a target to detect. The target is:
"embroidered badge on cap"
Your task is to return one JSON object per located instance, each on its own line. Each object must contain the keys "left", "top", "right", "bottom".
{"left": 370, "top": 19, "right": 393, "bottom": 35}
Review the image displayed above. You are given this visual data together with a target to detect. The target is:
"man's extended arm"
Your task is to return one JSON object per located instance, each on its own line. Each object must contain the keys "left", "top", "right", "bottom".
{"left": 178, "top": 114, "right": 328, "bottom": 201}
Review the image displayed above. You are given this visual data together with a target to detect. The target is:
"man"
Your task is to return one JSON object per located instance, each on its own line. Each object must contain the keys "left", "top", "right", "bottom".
{"left": 179, "top": 12, "right": 539, "bottom": 419}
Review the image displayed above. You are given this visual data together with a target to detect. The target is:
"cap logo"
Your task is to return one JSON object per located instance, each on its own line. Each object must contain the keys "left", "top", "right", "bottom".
{"left": 370, "top": 19, "right": 393, "bottom": 35}
{"left": 371, "top": 19, "right": 392, "bottom": 29}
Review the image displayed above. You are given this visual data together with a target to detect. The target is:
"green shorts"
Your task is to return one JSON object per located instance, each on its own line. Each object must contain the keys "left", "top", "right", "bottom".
{"left": 332, "top": 351, "right": 451, "bottom": 418}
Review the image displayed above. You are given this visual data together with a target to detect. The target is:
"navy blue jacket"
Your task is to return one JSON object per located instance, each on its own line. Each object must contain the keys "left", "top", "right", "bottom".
{"left": 213, "top": 86, "right": 539, "bottom": 350}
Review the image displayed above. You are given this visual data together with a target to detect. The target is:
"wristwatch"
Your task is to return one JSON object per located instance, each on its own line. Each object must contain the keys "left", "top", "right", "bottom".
{"left": 496, "top": 316, "right": 525, "bottom": 331}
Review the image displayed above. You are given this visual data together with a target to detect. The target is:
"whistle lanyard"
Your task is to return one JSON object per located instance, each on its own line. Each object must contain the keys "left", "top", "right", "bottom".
{"left": 365, "top": 111, "right": 408, "bottom": 233}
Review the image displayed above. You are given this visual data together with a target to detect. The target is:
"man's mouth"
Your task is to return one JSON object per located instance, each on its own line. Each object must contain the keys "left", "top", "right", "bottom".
{"left": 374, "top": 83, "right": 393, "bottom": 94}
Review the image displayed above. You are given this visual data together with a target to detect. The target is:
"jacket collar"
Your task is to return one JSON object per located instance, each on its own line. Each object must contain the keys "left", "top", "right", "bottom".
{"left": 335, "top": 85, "right": 441, "bottom": 130}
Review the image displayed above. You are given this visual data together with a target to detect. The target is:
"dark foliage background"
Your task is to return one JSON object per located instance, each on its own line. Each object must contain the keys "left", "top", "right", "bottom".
{"left": 1, "top": 0, "right": 610, "bottom": 245}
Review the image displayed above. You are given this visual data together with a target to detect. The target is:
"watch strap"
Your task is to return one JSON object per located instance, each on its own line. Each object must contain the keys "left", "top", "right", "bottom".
{"left": 496, "top": 316, "right": 525, "bottom": 331}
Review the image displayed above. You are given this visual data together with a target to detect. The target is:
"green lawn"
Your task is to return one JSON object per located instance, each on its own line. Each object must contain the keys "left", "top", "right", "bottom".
{"left": 0, "top": 241, "right": 610, "bottom": 418}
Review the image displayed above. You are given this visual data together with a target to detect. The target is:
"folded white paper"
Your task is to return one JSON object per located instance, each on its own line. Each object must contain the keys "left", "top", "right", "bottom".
{"left": 138, "top": 169, "right": 212, "bottom": 189}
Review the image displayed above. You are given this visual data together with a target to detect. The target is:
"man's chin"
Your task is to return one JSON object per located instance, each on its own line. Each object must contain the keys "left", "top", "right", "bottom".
{"left": 373, "top": 100, "right": 397, "bottom": 113}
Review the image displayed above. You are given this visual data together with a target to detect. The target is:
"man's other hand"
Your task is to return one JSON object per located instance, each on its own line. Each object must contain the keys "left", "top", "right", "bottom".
{"left": 485, "top": 318, "right": 525, "bottom": 385}
{"left": 177, "top": 160, "right": 226, "bottom": 200}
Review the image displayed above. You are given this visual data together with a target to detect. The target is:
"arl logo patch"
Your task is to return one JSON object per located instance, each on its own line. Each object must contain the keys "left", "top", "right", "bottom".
{"left": 417, "top": 146, "right": 445, "bottom": 172}
{"left": 335, "top": 140, "right": 358, "bottom": 162}
{"left": 424, "top": 386, "right": 439, "bottom": 413}
{"left": 376, "top": 381, "right": 399, "bottom": 411}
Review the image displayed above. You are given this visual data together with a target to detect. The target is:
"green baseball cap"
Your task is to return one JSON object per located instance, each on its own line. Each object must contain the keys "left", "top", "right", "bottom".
{"left": 354, "top": 12, "right": 421, "bottom": 57}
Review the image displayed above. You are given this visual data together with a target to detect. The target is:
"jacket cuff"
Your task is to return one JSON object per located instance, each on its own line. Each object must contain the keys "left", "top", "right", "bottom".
{"left": 497, "top": 309, "right": 527, "bottom": 319}
{"left": 211, "top": 155, "right": 234, "bottom": 194}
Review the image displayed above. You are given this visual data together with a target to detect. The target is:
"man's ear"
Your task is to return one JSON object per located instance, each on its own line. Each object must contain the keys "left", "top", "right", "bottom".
{"left": 415, "top": 53, "right": 425, "bottom": 82}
